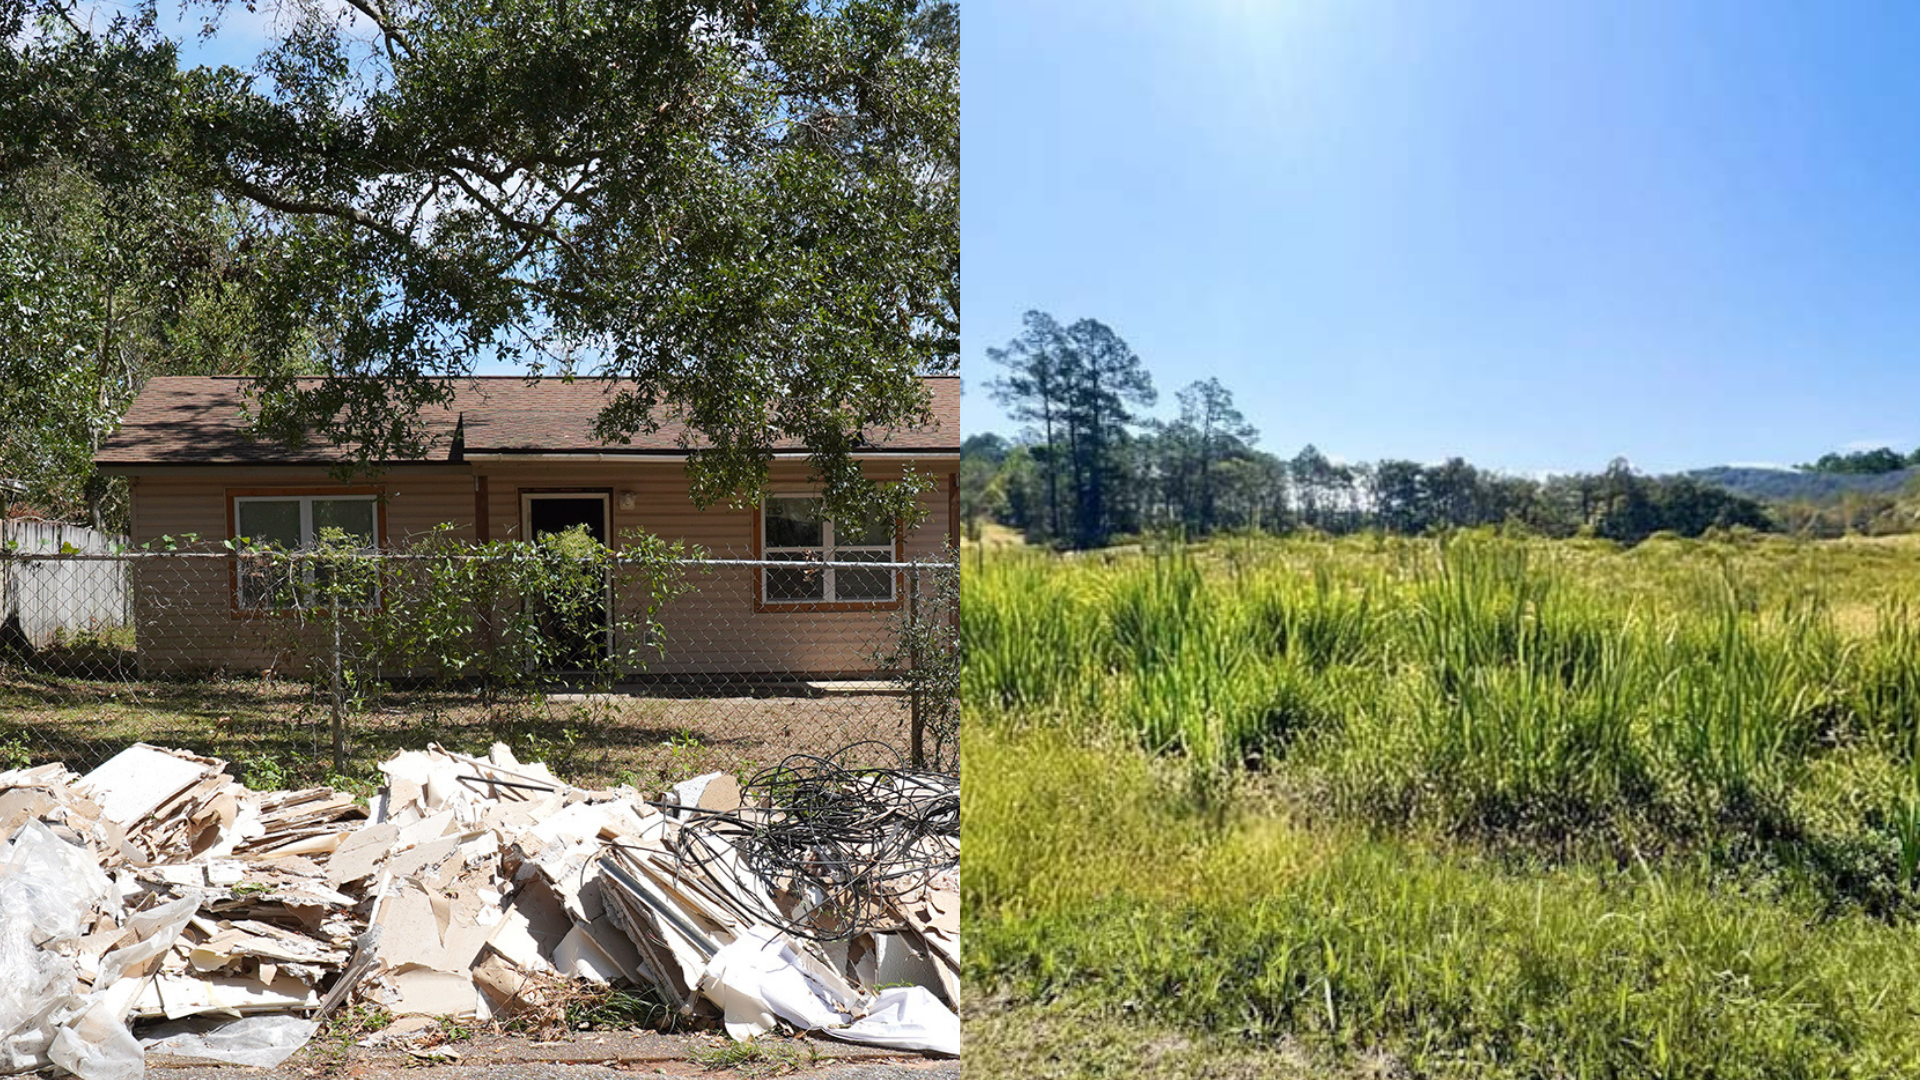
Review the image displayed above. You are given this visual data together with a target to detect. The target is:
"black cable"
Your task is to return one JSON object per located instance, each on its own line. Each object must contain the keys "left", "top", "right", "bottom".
{"left": 672, "top": 744, "right": 957, "bottom": 941}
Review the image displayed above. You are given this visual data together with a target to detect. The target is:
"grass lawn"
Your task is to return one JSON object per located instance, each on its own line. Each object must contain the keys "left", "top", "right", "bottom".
{"left": 0, "top": 669, "right": 915, "bottom": 792}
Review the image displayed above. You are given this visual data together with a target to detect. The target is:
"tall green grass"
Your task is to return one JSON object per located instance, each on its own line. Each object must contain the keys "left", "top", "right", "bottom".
{"left": 964, "top": 532, "right": 1920, "bottom": 906}
{"left": 965, "top": 723, "right": 1920, "bottom": 1079}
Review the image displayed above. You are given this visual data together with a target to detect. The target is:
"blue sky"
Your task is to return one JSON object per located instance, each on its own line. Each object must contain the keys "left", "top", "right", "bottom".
{"left": 962, "top": 0, "right": 1920, "bottom": 475}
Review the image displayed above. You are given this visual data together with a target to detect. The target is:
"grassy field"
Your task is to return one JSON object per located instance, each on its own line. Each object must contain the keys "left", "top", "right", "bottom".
{"left": 963, "top": 530, "right": 1920, "bottom": 1078}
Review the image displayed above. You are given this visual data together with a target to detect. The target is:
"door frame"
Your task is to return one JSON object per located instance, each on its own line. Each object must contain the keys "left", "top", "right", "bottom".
{"left": 519, "top": 489, "right": 612, "bottom": 544}
{"left": 517, "top": 489, "right": 614, "bottom": 671}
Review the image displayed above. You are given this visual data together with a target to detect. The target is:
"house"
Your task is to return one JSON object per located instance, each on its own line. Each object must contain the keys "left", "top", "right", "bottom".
{"left": 92, "top": 376, "right": 960, "bottom": 677}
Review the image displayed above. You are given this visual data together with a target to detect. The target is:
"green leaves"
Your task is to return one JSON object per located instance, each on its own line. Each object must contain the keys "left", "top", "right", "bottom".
{"left": 0, "top": 155, "right": 248, "bottom": 526}
{"left": 5, "top": 0, "right": 955, "bottom": 525}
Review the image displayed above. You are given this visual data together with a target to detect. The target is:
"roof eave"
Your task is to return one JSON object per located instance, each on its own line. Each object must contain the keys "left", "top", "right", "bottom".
{"left": 462, "top": 449, "right": 960, "bottom": 462}
{"left": 95, "top": 449, "right": 960, "bottom": 473}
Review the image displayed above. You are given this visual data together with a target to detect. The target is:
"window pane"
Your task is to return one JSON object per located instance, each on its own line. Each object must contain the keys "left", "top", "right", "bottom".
{"left": 236, "top": 500, "right": 301, "bottom": 548}
{"left": 313, "top": 499, "right": 376, "bottom": 546}
{"left": 766, "top": 557, "right": 826, "bottom": 602}
{"left": 839, "top": 513, "right": 894, "bottom": 548}
{"left": 833, "top": 549, "right": 893, "bottom": 601}
{"left": 764, "top": 497, "right": 824, "bottom": 548}
{"left": 238, "top": 557, "right": 286, "bottom": 609}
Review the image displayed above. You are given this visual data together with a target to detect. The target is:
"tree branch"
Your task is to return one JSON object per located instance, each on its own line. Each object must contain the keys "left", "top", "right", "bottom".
{"left": 220, "top": 172, "right": 415, "bottom": 250}
{"left": 338, "top": 0, "right": 416, "bottom": 61}
{"left": 438, "top": 164, "right": 584, "bottom": 267}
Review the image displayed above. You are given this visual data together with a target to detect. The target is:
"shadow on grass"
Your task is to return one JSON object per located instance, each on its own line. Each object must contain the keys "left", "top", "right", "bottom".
{"left": 0, "top": 669, "right": 910, "bottom": 793}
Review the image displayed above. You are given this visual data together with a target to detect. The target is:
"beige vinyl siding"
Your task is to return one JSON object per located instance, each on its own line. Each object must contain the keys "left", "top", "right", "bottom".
{"left": 126, "top": 460, "right": 955, "bottom": 678}
{"left": 127, "top": 468, "right": 478, "bottom": 546}
{"left": 127, "top": 468, "right": 478, "bottom": 675}
{"left": 481, "top": 460, "right": 954, "bottom": 677}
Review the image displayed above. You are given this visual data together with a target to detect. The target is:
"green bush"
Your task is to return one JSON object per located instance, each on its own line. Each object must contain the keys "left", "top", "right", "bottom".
{"left": 244, "top": 523, "right": 697, "bottom": 766}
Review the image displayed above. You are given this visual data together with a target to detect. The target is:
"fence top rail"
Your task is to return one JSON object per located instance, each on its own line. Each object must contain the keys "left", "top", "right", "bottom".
{"left": 2, "top": 551, "right": 958, "bottom": 571}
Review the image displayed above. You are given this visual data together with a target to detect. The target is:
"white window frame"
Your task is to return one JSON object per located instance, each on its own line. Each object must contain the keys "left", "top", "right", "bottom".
{"left": 231, "top": 494, "right": 381, "bottom": 611}
{"left": 760, "top": 493, "right": 897, "bottom": 604}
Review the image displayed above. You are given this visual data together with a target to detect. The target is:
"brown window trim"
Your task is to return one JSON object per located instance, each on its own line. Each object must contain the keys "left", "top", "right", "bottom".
{"left": 225, "top": 486, "right": 389, "bottom": 619}
{"left": 751, "top": 498, "right": 904, "bottom": 614}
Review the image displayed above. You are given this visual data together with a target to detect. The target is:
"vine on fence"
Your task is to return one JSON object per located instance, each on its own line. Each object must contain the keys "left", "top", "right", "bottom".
{"left": 868, "top": 546, "right": 959, "bottom": 772}
{"left": 238, "top": 524, "right": 697, "bottom": 767}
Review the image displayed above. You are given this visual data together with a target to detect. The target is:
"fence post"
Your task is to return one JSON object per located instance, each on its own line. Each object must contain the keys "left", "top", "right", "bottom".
{"left": 0, "top": 529, "right": 11, "bottom": 656}
{"left": 331, "top": 612, "right": 347, "bottom": 770}
{"left": 908, "top": 564, "right": 924, "bottom": 769}
{"left": 0, "top": 522, "right": 9, "bottom": 642}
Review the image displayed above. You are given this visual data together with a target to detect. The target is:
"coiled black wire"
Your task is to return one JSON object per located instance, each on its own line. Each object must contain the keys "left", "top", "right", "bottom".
{"left": 673, "top": 743, "right": 957, "bottom": 941}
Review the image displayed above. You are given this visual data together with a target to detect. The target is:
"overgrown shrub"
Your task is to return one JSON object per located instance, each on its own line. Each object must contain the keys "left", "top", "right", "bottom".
{"left": 242, "top": 524, "right": 696, "bottom": 766}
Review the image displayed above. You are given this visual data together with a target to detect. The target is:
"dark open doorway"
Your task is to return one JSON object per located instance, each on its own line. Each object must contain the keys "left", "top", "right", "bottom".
{"left": 526, "top": 494, "right": 609, "bottom": 545}
{"left": 521, "top": 493, "right": 611, "bottom": 673}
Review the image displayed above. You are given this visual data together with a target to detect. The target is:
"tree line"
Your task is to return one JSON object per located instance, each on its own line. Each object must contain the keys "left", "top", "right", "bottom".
{"left": 967, "top": 310, "right": 1774, "bottom": 548}
{"left": 1798, "top": 447, "right": 1920, "bottom": 475}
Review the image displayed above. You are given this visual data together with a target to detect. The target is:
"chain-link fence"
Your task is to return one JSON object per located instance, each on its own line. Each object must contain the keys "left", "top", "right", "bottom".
{"left": 0, "top": 537, "right": 957, "bottom": 790}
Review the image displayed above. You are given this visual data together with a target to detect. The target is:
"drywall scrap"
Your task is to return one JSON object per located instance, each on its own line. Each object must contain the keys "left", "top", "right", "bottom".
{"left": 0, "top": 742, "right": 961, "bottom": 1078}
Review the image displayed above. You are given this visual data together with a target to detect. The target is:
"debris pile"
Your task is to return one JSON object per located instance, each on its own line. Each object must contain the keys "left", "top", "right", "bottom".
{"left": 0, "top": 742, "right": 960, "bottom": 1079}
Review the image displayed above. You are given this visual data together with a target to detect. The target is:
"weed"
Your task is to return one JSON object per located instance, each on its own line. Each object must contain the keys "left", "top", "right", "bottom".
{"left": 565, "top": 984, "right": 676, "bottom": 1032}
{"left": 0, "top": 731, "right": 30, "bottom": 770}
{"left": 302, "top": 1003, "right": 392, "bottom": 1070}
{"left": 967, "top": 534, "right": 1920, "bottom": 905}
{"left": 690, "top": 1037, "right": 832, "bottom": 1076}
{"left": 967, "top": 724, "right": 1920, "bottom": 1079}
{"left": 233, "top": 752, "right": 291, "bottom": 791}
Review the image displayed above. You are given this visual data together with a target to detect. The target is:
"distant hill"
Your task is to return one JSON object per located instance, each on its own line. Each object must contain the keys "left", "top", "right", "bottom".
{"left": 1684, "top": 465, "right": 1919, "bottom": 504}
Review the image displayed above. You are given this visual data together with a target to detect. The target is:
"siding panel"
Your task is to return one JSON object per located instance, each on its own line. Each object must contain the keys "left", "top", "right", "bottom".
{"left": 128, "top": 460, "right": 954, "bottom": 678}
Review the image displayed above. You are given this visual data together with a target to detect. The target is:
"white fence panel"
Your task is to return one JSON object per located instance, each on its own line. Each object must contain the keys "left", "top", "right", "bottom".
{"left": 1, "top": 522, "right": 131, "bottom": 649}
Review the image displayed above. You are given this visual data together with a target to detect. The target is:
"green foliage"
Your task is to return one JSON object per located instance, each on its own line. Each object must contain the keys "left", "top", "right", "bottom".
{"left": 0, "top": 152, "right": 293, "bottom": 528}
{"left": 987, "top": 311, "right": 1157, "bottom": 548}
{"left": 232, "top": 752, "right": 291, "bottom": 792}
{"left": 251, "top": 523, "right": 695, "bottom": 690}
{"left": 312, "top": 1002, "right": 393, "bottom": 1066}
{"left": 565, "top": 984, "right": 675, "bottom": 1032}
{"left": 1158, "top": 376, "right": 1260, "bottom": 536}
{"left": 0, "top": 731, "right": 31, "bottom": 770}
{"left": 867, "top": 547, "right": 958, "bottom": 770}
{"left": 689, "top": 1037, "right": 831, "bottom": 1076}
{"left": 967, "top": 341, "right": 1776, "bottom": 547}
{"left": 241, "top": 523, "right": 695, "bottom": 765}
{"left": 967, "top": 534, "right": 1920, "bottom": 912}
{"left": 966, "top": 720, "right": 1920, "bottom": 1079}
{"left": 1800, "top": 446, "right": 1919, "bottom": 475}
{"left": 958, "top": 434, "right": 1010, "bottom": 541}
{"left": 4, "top": 0, "right": 957, "bottom": 527}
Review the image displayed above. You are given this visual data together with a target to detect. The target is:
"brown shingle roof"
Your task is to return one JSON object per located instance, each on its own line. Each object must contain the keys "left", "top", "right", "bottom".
{"left": 95, "top": 376, "right": 960, "bottom": 466}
